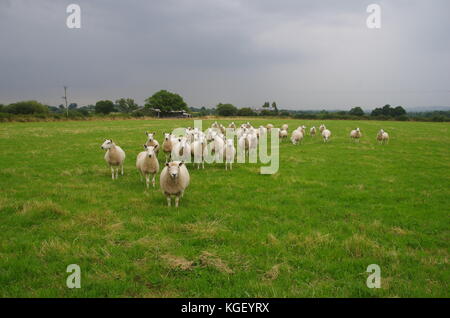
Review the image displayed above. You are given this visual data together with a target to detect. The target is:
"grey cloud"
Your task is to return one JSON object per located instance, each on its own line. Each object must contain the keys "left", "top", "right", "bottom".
{"left": 0, "top": 0, "right": 449, "bottom": 109}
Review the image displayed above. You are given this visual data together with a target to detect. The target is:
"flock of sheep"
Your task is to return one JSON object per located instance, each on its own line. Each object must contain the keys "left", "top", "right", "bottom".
{"left": 100, "top": 122, "right": 390, "bottom": 207}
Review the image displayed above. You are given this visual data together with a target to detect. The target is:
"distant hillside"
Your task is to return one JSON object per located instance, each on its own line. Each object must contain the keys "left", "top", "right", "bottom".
{"left": 406, "top": 106, "right": 450, "bottom": 112}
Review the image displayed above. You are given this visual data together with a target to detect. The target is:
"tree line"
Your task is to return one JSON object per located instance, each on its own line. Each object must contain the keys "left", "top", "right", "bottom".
{"left": 1, "top": 90, "right": 449, "bottom": 122}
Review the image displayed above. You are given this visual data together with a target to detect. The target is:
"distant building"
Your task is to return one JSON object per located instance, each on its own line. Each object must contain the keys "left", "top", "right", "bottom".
{"left": 253, "top": 105, "right": 275, "bottom": 114}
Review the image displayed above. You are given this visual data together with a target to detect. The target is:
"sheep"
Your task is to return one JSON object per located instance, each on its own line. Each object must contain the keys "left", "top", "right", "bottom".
{"left": 297, "top": 125, "right": 306, "bottom": 136}
{"left": 160, "top": 161, "right": 190, "bottom": 207}
{"left": 238, "top": 133, "right": 249, "bottom": 155}
{"left": 279, "top": 129, "right": 288, "bottom": 140}
{"left": 228, "top": 122, "right": 236, "bottom": 129}
{"left": 319, "top": 124, "right": 326, "bottom": 132}
{"left": 266, "top": 123, "right": 274, "bottom": 131}
{"left": 350, "top": 128, "right": 362, "bottom": 142}
{"left": 291, "top": 129, "right": 304, "bottom": 145}
{"left": 172, "top": 137, "right": 192, "bottom": 162}
{"left": 246, "top": 131, "right": 258, "bottom": 156}
{"left": 377, "top": 129, "right": 389, "bottom": 144}
{"left": 322, "top": 128, "right": 331, "bottom": 143}
{"left": 310, "top": 126, "right": 316, "bottom": 136}
{"left": 259, "top": 126, "right": 267, "bottom": 137}
{"left": 213, "top": 134, "right": 225, "bottom": 162}
{"left": 101, "top": 139, "right": 126, "bottom": 180}
{"left": 145, "top": 132, "right": 160, "bottom": 156}
{"left": 281, "top": 124, "right": 288, "bottom": 131}
{"left": 191, "top": 134, "right": 206, "bottom": 169}
{"left": 224, "top": 138, "right": 236, "bottom": 170}
{"left": 136, "top": 145, "right": 159, "bottom": 188}
{"left": 162, "top": 133, "right": 177, "bottom": 161}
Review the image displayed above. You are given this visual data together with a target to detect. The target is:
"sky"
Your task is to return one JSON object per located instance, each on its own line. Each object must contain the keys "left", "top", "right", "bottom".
{"left": 0, "top": 0, "right": 449, "bottom": 110}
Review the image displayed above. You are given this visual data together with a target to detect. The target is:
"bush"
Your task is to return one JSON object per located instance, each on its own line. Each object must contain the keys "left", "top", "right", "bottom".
{"left": 4, "top": 100, "right": 49, "bottom": 115}
{"left": 237, "top": 107, "right": 257, "bottom": 116}
{"left": 95, "top": 100, "right": 115, "bottom": 114}
{"left": 216, "top": 103, "right": 238, "bottom": 116}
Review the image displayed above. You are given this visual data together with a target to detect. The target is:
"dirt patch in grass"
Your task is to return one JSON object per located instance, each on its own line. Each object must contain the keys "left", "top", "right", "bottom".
{"left": 263, "top": 264, "right": 281, "bottom": 281}
{"left": 199, "top": 251, "right": 234, "bottom": 274}
{"left": 161, "top": 254, "right": 194, "bottom": 271}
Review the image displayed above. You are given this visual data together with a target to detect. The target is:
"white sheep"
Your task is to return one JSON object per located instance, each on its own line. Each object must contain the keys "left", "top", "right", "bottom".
{"left": 279, "top": 129, "right": 288, "bottom": 140}
{"left": 291, "top": 129, "right": 304, "bottom": 145}
{"left": 281, "top": 124, "right": 289, "bottom": 131}
{"left": 224, "top": 138, "right": 236, "bottom": 170}
{"left": 191, "top": 134, "right": 206, "bottom": 169}
{"left": 145, "top": 132, "right": 160, "bottom": 156}
{"left": 319, "top": 124, "right": 326, "bottom": 132}
{"left": 162, "top": 133, "right": 177, "bottom": 161}
{"left": 172, "top": 137, "right": 191, "bottom": 162}
{"left": 322, "top": 128, "right": 331, "bottom": 142}
{"left": 377, "top": 129, "right": 389, "bottom": 144}
{"left": 101, "top": 139, "right": 126, "bottom": 180}
{"left": 213, "top": 134, "right": 225, "bottom": 162}
{"left": 310, "top": 126, "right": 316, "bottom": 136}
{"left": 136, "top": 145, "right": 159, "bottom": 188}
{"left": 266, "top": 123, "right": 274, "bottom": 131}
{"left": 350, "top": 128, "right": 362, "bottom": 142}
{"left": 160, "top": 161, "right": 190, "bottom": 207}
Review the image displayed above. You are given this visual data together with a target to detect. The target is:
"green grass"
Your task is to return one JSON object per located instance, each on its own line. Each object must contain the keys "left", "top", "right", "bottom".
{"left": 0, "top": 118, "right": 448, "bottom": 297}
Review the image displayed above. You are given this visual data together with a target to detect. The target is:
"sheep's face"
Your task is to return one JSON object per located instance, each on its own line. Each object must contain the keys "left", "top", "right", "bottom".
{"left": 226, "top": 139, "right": 233, "bottom": 147}
{"left": 143, "top": 145, "right": 156, "bottom": 158}
{"left": 164, "top": 133, "right": 171, "bottom": 141}
{"left": 101, "top": 139, "right": 113, "bottom": 150}
{"left": 146, "top": 132, "right": 156, "bottom": 142}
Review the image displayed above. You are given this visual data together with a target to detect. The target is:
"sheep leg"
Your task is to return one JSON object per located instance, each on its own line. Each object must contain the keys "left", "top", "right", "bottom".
{"left": 152, "top": 174, "right": 156, "bottom": 188}
{"left": 115, "top": 168, "right": 119, "bottom": 179}
{"left": 145, "top": 175, "right": 150, "bottom": 189}
{"left": 166, "top": 196, "right": 171, "bottom": 207}
{"left": 175, "top": 196, "right": 180, "bottom": 208}
{"left": 110, "top": 166, "right": 115, "bottom": 180}
{"left": 121, "top": 165, "right": 124, "bottom": 176}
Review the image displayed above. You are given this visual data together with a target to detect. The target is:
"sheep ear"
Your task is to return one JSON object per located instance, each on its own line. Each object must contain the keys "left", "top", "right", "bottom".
{"left": 143, "top": 144, "right": 147, "bottom": 149}
{"left": 165, "top": 162, "right": 170, "bottom": 167}
{"left": 179, "top": 161, "right": 184, "bottom": 167}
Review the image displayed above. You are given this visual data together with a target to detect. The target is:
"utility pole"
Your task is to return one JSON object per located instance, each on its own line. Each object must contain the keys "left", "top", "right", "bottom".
{"left": 62, "top": 86, "right": 68, "bottom": 117}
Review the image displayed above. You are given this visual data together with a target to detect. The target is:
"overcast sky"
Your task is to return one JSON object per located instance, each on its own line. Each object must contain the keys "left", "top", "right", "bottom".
{"left": 1, "top": 0, "right": 449, "bottom": 110}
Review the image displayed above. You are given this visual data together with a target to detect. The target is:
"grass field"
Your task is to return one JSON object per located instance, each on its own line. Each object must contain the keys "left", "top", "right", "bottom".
{"left": 0, "top": 118, "right": 448, "bottom": 297}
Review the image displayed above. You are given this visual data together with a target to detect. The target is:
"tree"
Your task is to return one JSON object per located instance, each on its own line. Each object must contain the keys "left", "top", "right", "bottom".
{"left": 68, "top": 103, "right": 78, "bottom": 109}
{"left": 349, "top": 107, "right": 364, "bottom": 116}
{"left": 393, "top": 106, "right": 406, "bottom": 117}
{"left": 262, "top": 102, "right": 270, "bottom": 108}
{"left": 382, "top": 104, "right": 393, "bottom": 116}
{"left": 144, "top": 90, "right": 188, "bottom": 113}
{"left": 95, "top": 100, "right": 115, "bottom": 114}
{"left": 5, "top": 100, "right": 48, "bottom": 114}
{"left": 116, "top": 98, "right": 139, "bottom": 113}
{"left": 237, "top": 107, "right": 256, "bottom": 116}
{"left": 272, "top": 102, "right": 278, "bottom": 114}
{"left": 216, "top": 103, "right": 238, "bottom": 116}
